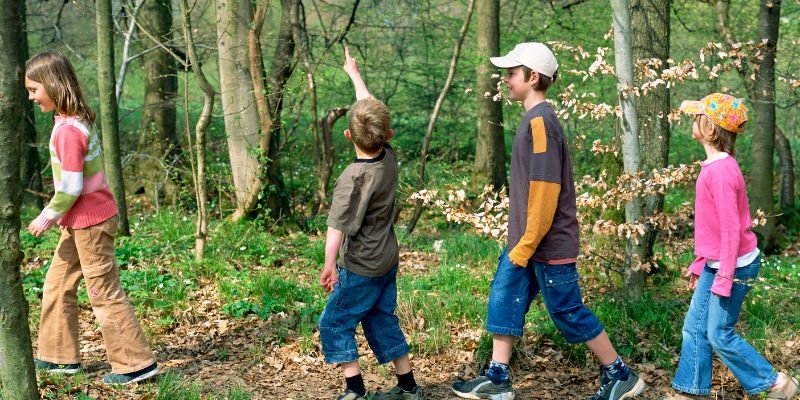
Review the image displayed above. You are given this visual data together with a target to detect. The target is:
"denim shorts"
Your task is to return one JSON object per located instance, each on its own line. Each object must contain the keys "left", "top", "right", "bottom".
{"left": 486, "top": 248, "right": 604, "bottom": 343}
{"left": 319, "top": 265, "right": 410, "bottom": 364}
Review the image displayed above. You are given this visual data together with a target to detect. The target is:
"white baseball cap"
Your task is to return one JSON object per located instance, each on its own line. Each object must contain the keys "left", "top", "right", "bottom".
{"left": 490, "top": 42, "right": 558, "bottom": 78}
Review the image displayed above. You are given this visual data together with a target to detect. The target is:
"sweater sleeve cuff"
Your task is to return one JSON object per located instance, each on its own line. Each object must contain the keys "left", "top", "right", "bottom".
{"left": 689, "top": 256, "right": 706, "bottom": 276}
{"left": 508, "top": 247, "right": 530, "bottom": 267}
{"left": 31, "top": 212, "right": 58, "bottom": 232}
{"left": 711, "top": 276, "right": 733, "bottom": 297}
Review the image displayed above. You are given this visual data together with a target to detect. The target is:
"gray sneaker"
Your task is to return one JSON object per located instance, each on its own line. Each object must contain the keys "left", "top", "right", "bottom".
{"left": 34, "top": 359, "right": 81, "bottom": 374}
{"left": 102, "top": 362, "right": 159, "bottom": 385}
{"left": 372, "top": 385, "right": 424, "bottom": 399}
{"left": 451, "top": 375, "right": 515, "bottom": 400}
{"left": 336, "top": 389, "right": 367, "bottom": 400}
{"left": 589, "top": 370, "right": 645, "bottom": 400}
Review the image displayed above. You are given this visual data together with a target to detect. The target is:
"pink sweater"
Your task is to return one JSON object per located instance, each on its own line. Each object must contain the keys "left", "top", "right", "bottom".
{"left": 31, "top": 116, "right": 117, "bottom": 231}
{"left": 688, "top": 155, "right": 758, "bottom": 297}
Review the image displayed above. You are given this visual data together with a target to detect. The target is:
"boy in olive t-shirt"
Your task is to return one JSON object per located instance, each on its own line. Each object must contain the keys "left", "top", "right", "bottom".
{"left": 318, "top": 47, "right": 423, "bottom": 400}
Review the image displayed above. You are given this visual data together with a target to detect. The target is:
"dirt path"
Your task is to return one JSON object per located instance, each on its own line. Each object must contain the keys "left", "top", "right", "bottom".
{"left": 34, "top": 250, "right": 798, "bottom": 399}
{"left": 39, "top": 304, "right": 762, "bottom": 399}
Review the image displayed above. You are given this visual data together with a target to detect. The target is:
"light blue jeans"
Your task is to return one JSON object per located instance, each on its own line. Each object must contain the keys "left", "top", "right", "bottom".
{"left": 672, "top": 256, "right": 777, "bottom": 395}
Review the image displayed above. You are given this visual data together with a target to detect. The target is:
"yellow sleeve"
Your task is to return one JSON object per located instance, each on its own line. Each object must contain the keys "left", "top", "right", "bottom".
{"left": 508, "top": 180, "right": 561, "bottom": 267}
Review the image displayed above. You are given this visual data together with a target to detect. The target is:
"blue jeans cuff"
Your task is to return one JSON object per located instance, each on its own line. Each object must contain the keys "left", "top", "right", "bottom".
{"left": 745, "top": 372, "right": 779, "bottom": 395}
{"left": 374, "top": 342, "right": 410, "bottom": 365}
{"left": 324, "top": 350, "right": 359, "bottom": 364}
{"left": 671, "top": 383, "right": 711, "bottom": 395}
{"left": 486, "top": 324, "right": 523, "bottom": 337}
{"left": 563, "top": 324, "right": 604, "bottom": 344}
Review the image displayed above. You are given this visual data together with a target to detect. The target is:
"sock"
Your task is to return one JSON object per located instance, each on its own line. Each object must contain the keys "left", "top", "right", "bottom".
{"left": 345, "top": 374, "right": 366, "bottom": 397}
{"left": 485, "top": 359, "right": 510, "bottom": 385}
{"left": 602, "top": 357, "right": 630, "bottom": 381}
{"left": 397, "top": 371, "right": 417, "bottom": 391}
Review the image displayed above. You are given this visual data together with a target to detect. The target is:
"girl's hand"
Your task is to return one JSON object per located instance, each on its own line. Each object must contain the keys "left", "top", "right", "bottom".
{"left": 684, "top": 269, "right": 699, "bottom": 290}
{"left": 319, "top": 265, "right": 338, "bottom": 293}
{"left": 343, "top": 47, "right": 359, "bottom": 77}
{"left": 28, "top": 214, "right": 56, "bottom": 237}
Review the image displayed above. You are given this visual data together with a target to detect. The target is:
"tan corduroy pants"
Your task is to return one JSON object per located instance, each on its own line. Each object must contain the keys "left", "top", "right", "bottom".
{"left": 36, "top": 215, "right": 155, "bottom": 373}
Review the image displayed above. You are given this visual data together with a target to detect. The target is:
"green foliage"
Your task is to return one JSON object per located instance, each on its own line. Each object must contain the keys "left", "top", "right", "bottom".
{"left": 14, "top": 1, "right": 800, "bottom": 397}
{"left": 155, "top": 372, "right": 203, "bottom": 400}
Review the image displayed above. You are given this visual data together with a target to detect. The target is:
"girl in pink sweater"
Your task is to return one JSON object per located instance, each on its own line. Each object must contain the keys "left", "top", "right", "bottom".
{"left": 668, "top": 93, "right": 798, "bottom": 399}
{"left": 25, "top": 51, "right": 157, "bottom": 385}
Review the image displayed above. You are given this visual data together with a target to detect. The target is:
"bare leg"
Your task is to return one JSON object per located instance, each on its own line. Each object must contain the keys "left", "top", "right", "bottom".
{"left": 342, "top": 361, "right": 360, "bottom": 378}
{"left": 393, "top": 354, "right": 411, "bottom": 375}
{"left": 586, "top": 330, "right": 619, "bottom": 366}
{"left": 492, "top": 334, "right": 515, "bottom": 364}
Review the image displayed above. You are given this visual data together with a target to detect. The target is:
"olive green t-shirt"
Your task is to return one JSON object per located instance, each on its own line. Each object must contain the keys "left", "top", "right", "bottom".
{"left": 327, "top": 144, "right": 399, "bottom": 277}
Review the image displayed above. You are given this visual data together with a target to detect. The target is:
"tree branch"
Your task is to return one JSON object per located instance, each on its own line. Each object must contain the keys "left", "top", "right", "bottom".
{"left": 407, "top": 0, "right": 476, "bottom": 234}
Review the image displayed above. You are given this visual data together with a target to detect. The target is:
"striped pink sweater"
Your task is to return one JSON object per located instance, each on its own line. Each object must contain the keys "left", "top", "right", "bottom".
{"left": 32, "top": 116, "right": 117, "bottom": 230}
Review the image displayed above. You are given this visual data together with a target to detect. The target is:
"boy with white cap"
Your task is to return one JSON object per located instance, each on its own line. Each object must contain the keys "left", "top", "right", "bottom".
{"left": 451, "top": 42, "right": 645, "bottom": 400}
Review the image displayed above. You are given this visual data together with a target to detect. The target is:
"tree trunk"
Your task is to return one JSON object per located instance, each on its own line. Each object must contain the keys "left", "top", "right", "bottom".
{"left": 179, "top": 0, "right": 214, "bottom": 261}
{"left": 775, "top": 126, "right": 794, "bottom": 210}
{"left": 290, "top": 0, "right": 322, "bottom": 216}
{"left": 473, "top": 0, "right": 506, "bottom": 191}
{"left": 216, "top": 0, "right": 265, "bottom": 221}
{"left": 611, "top": 0, "right": 645, "bottom": 299}
{"left": 631, "top": 0, "right": 670, "bottom": 276}
{"left": 137, "top": 0, "right": 179, "bottom": 205}
{"left": 19, "top": 0, "right": 42, "bottom": 208}
{"left": 241, "top": 0, "right": 274, "bottom": 221}
{"left": 262, "top": 0, "right": 297, "bottom": 220}
{"left": 313, "top": 107, "right": 348, "bottom": 215}
{"left": 750, "top": 0, "right": 780, "bottom": 251}
{"left": 96, "top": 0, "right": 130, "bottom": 235}
{"left": 0, "top": 0, "right": 40, "bottom": 395}
{"left": 408, "top": 0, "right": 476, "bottom": 235}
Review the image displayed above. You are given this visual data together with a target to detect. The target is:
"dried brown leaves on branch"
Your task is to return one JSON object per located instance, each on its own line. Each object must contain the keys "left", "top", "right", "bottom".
{"left": 410, "top": 162, "right": 772, "bottom": 277}
{"left": 545, "top": 37, "right": 798, "bottom": 124}
{"left": 409, "top": 186, "right": 509, "bottom": 241}
{"left": 418, "top": 36, "right": 793, "bottom": 280}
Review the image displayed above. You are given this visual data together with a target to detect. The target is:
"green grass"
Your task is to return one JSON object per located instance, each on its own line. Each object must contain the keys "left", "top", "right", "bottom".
{"left": 154, "top": 372, "right": 203, "bottom": 400}
{"left": 15, "top": 205, "right": 800, "bottom": 397}
{"left": 31, "top": 370, "right": 253, "bottom": 399}
{"left": 38, "top": 370, "right": 90, "bottom": 399}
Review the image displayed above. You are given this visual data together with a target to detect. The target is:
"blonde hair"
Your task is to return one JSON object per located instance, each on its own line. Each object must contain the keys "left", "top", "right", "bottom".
{"left": 25, "top": 51, "right": 96, "bottom": 125}
{"left": 696, "top": 114, "right": 740, "bottom": 155}
{"left": 349, "top": 98, "right": 390, "bottom": 153}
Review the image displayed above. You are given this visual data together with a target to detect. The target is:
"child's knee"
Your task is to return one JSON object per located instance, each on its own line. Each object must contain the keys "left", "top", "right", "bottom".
{"left": 550, "top": 306, "right": 603, "bottom": 343}
{"left": 707, "top": 327, "right": 736, "bottom": 351}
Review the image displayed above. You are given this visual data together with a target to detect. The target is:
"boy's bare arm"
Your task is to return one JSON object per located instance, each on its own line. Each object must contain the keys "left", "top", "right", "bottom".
{"left": 320, "top": 226, "right": 344, "bottom": 292}
{"left": 343, "top": 47, "right": 372, "bottom": 100}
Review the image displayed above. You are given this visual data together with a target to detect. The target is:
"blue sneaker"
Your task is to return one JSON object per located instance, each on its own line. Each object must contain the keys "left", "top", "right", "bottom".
{"left": 102, "top": 363, "right": 159, "bottom": 385}
{"left": 34, "top": 358, "right": 81, "bottom": 374}
{"left": 452, "top": 375, "right": 514, "bottom": 399}
{"left": 589, "top": 370, "right": 646, "bottom": 400}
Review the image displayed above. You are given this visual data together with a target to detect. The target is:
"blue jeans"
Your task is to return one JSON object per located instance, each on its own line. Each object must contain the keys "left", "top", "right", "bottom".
{"left": 319, "top": 265, "right": 410, "bottom": 364}
{"left": 486, "top": 248, "right": 604, "bottom": 343}
{"left": 672, "top": 257, "right": 777, "bottom": 395}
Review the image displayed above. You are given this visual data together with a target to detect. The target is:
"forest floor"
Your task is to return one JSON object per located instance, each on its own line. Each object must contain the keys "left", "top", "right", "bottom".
{"left": 16, "top": 209, "right": 800, "bottom": 399}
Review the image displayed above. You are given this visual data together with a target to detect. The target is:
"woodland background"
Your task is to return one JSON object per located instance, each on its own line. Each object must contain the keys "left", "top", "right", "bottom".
{"left": 1, "top": 0, "right": 799, "bottom": 398}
